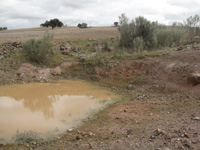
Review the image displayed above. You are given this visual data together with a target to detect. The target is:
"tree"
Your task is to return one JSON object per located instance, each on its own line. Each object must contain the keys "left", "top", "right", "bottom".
{"left": 184, "top": 14, "right": 200, "bottom": 36}
{"left": 77, "top": 23, "right": 88, "bottom": 28}
{"left": 40, "top": 18, "right": 63, "bottom": 30}
{"left": 119, "top": 13, "right": 129, "bottom": 25}
{"left": 77, "top": 23, "right": 82, "bottom": 28}
{"left": 0, "top": 27, "right": 8, "bottom": 31}
{"left": 114, "top": 22, "right": 118, "bottom": 27}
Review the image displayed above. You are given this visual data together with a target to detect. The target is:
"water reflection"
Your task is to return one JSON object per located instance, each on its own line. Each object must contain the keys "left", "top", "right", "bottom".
{"left": 0, "top": 80, "right": 117, "bottom": 119}
{"left": 0, "top": 80, "right": 118, "bottom": 140}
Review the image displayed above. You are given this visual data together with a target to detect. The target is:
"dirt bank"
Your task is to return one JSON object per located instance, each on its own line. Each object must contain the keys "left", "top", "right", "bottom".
{"left": 1, "top": 42, "right": 200, "bottom": 149}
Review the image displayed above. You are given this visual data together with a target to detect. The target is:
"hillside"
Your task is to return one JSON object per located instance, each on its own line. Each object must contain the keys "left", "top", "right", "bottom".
{"left": 0, "top": 27, "right": 200, "bottom": 150}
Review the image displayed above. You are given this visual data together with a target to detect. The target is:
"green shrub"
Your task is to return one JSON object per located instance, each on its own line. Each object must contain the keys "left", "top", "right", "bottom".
{"left": 101, "top": 39, "right": 111, "bottom": 51}
{"left": 118, "top": 14, "right": 157, "bottom": 50}
{"left": 184, "top": 14, "right": 200, "bottom": 36}
{"left": 155, "top": 26, "right": 183, "bottom": 47}
{"left": 118, "top": 14, "right": 184, "bottom": 50}
{"left": 22, "top": 33, "right": 54, "bottom": 65}
{"left": 133, "top": 37, "right": 145, "bottom": 53}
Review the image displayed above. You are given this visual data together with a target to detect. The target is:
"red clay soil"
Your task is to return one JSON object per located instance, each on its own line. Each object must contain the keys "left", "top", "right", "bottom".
{"left": 2, "top": 47, "right": 200, "bottom": 150}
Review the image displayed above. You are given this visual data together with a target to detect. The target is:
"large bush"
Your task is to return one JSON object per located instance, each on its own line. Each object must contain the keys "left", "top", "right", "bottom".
{"left": 118, "top": 14, "right": 185, "bottom": 51}
{"left": 22, "top": 33, "right": 54, "bottom": 65}
{"left": 118, "top": 14, "right": 158, "bottom": 49}
{"left": 155, "top": 26, "right": 183, "bottom": 47}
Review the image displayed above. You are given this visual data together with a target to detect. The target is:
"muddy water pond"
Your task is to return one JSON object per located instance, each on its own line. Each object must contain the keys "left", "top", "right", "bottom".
{"left": 0, "top": 80, "right": 118, "bottom": 143}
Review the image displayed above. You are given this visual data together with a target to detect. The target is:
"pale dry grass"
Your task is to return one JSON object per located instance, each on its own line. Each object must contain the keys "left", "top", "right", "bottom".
{"left": 0, "top": 26, "right": 119, "bottom": 44}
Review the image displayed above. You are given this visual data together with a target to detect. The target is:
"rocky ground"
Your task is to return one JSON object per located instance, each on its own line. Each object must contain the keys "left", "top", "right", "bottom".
{"left": 0, "top": 41, "right": 200, "bottom": 150}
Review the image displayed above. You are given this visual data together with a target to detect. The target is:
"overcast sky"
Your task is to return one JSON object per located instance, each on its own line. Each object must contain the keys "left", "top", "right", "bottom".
{"left": 0, "top": 0, "right": 200, "bottom": 29}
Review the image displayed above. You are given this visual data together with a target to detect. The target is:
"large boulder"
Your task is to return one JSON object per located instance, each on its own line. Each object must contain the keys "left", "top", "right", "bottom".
{"left": 187, "top": 73, "right": 200, "bottom": 86}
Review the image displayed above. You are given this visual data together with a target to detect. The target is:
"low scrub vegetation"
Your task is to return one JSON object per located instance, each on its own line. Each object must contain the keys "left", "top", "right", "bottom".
{"left": 14, "top": 130, "right": 43, "bottom": 143}
{"left": 22, "top": 33, "right": 54, "bottom": 65}
{"left": 118, "top": 14, "right": 200, "bottom": 52}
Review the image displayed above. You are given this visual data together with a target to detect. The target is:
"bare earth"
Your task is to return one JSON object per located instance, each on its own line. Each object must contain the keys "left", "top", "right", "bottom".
{"left": 0, "top": 26, "right": 119, "bottom": 44}
{"left": 0, "top": 27, "right": 200, "bottom": 150}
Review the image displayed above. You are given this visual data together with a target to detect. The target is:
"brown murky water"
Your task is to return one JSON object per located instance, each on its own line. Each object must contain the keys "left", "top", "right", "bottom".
{"left": 0, "top": 80, "right": 118, "bottom": 142}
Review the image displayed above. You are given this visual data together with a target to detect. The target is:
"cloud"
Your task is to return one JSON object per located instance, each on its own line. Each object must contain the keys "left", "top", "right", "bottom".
{"left": 0, "top": 0, "right": 200, "bottom": 29}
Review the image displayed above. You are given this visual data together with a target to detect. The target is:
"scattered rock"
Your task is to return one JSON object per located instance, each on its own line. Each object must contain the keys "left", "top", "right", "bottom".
{"left": 60, "top": 45, "right": 66, "bottom": 51}
{"left": 72, "top": 46, "right": 81, "bottom": 52}
{"left": 175, "top": 47, "right": 183, "bottom": 51}
{"left": 187, "top": 73, "right": 200, "bottom": 86}
{"left": 62, "top": 50, "right": 70, "bottom": 55}
{"left": 76, "top": 135, "right": 82, "bottom": 140}
{"left": 163, "top": 147, "right": 170, "bottom": 150}
{"left": 68, "top": 128, "right": 73, "bottom": 132}
{"left": 89, "top": 142, "right": 93, "bottom": 149}
{"left": 127, "top": 84, "right": 134, "bottom": 89}
{"left": 181, "top": 133, "right": 191, "bottom": 138}
{"left": 50, "top": 67, "right": 62, "bottom": 76}
{"left": 60, "top": 44, "right": 72, "bottom": 51}
{"left": 88, "top": 132, "right": 93, "bottom": 136}
{"left": 192, "top": 116, "right": 200, "bottom": 120}
{"left": 12, "top": 42, "right": 22, "bottom": 48}
{"left": 155, "top": 128, "right": 167, "bottom": 136}
{"left": 17, "top": 72, "right": 25, "bottom": 78}
{"left": 59, "top": 62, "right": 79, "bottom": 69}
{"left": 150, "top": 136, "right": 156, "bottom": 139}
{"left": 0, "top": 56, "right": 4, "bottom": 60}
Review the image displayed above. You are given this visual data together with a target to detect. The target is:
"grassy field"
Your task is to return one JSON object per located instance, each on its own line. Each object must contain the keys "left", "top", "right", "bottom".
{"left": 0, "top": 26, "right": 119, "bottom": 44}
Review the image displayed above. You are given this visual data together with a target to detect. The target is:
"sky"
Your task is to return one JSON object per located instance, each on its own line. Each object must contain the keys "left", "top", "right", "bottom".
{"left": 0, "top": 0, "right": 200, "bottom": 29}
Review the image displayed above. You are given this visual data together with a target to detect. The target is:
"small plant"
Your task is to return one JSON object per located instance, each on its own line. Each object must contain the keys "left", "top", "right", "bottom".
{"left": 101, "top": 39, "right": 111, "bottom": 52}
{"left": 14, "top": 130, "right": 43, "bottom": 143}
{"left": 133, "top": 37, "right": 145, "bottom": 53}
{"left": 22, "top": 33, "right": 54, "bottom": 65}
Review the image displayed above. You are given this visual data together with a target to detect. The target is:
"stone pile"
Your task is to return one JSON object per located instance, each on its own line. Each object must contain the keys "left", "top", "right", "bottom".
{"left": 0, "top": 42, "right": 22, "bottom": 59}
{"left": 59, "top": 44, "right": 81, "bottom": 55}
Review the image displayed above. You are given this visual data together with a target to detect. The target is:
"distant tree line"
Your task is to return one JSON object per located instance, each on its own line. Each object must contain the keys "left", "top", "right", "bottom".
{"left": 0, "top": 27, "right": 7, "bottom": 31}
{"left": 40, "top": 18, "right": 63, "bottom": 30}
